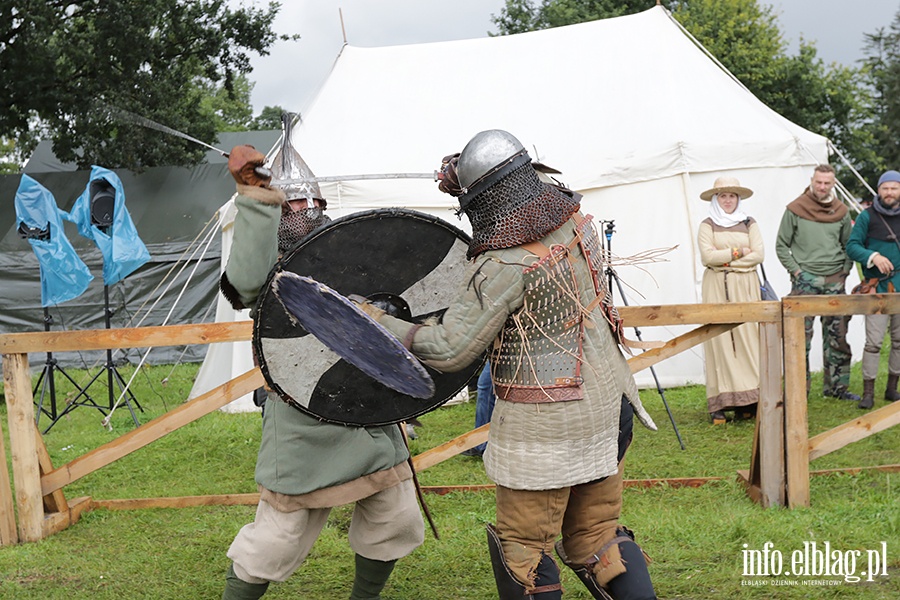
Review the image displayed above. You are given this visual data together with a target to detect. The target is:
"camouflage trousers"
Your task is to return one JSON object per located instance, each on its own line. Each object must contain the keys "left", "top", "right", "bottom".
{"left": 789, "top": 271, "right": 852, "bottom": 394}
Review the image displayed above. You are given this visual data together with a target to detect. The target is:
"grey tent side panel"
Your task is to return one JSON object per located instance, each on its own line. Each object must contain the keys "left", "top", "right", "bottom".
{"left": 0, "top": 130, "right": 279, "bottom": 370}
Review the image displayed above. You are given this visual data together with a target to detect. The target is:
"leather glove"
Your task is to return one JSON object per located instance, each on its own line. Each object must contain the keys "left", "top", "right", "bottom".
{"left": 436, "top": 152, "right": 463, "bottom": 196}
{"left": 228, "top": 145, "right": 271, "bottom": 187}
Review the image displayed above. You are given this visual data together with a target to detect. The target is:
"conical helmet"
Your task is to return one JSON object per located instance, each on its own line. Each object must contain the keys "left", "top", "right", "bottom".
{"left": 270, "top": 112, "right": 323, "bottom": 202}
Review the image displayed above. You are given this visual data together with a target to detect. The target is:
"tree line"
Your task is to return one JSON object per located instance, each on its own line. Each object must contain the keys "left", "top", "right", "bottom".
{"left": 1, "top": 0, "right": 899, "bottom": 196}
{"left": 0, "top": 0, "right": 291, "bottom": 174}
{"left": 493, "top": 0, "right": 900, "bottom": 197}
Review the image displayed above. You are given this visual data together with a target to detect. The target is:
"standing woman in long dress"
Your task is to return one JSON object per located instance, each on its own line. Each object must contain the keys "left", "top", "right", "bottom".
{"left": 698, "top": 176, "right": 764, "bottom": 424}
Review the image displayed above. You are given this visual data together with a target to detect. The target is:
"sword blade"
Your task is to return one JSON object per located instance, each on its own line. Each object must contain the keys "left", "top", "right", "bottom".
{"left": 98, "top": 103, "right": 274, "bottom": 178}
{"left": 98, "top": 103, "right": 228, "bottom": 156}
{"left": 271, "top": 173, "right": 437, "bottom": 185}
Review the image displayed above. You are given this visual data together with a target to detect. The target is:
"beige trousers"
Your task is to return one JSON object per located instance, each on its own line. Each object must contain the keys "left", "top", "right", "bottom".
{"left": 227, "top": 479, "right": 424, "bottom": 583}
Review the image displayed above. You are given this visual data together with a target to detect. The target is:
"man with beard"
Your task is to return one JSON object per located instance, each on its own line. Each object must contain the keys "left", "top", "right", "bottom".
{"left": 364, "top": 130, "right": 658, "bottom": 600}
{"left": 847, "top": 170, "right": 900, "bottom": 409}
{"left": 219, "top": 144, "right": 424, "bottom": 600}
{"left": 775, "top": 164, "right": 859, "bottom": 402}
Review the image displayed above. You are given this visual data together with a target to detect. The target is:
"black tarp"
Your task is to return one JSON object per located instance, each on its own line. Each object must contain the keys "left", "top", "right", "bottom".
{"left": 0, "top": 130, "right": 279, "bottom": 369}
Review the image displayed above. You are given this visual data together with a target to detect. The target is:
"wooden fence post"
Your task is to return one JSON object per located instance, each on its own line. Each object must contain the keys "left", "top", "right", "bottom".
{"left": 0, "top": 398, "right": 18, "bottom": 545}
{"left": 757, "top": 320, "right": 785, "bottom": 507}
{"left": 3, "top": 352, "right": 45, "bottom": 541}
{"left": 782, "top": 316, "right": 810, "bottom": 508}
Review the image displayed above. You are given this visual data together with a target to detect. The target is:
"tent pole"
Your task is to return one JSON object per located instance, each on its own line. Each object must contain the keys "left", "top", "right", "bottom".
{"left": 828, "top": 140, "right": 876, "bottom": 198}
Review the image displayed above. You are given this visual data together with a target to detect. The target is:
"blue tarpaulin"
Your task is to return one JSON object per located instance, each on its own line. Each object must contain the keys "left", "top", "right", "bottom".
{"left": 14, "top": 174, "right": 93, "bottom": 307}
{"left": 66, "top": 166, "right": 150, "bottom": 285}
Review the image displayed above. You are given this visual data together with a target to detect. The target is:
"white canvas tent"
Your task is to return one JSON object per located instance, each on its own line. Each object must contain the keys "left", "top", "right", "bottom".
{"left": 193, "top": 6, "right": 862, "bottom": 411}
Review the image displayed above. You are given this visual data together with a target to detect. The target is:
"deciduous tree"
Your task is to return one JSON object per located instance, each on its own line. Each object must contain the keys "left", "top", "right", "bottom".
{"left": 492, "top": 0, "right": 874, "bottom": 195}
{"left": 249, "top": 105, "right": 289, "bottom": 131}
{"left": 862, "top": 15, "right": 900, "bottom": 188}
{"left": 1, "top": 0, "right": 294, "bottom": 170}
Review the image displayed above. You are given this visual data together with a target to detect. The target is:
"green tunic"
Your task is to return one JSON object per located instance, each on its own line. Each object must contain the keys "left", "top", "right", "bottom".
{"left": 775, "top": 209, "right": 852, "bottom": 276}
{"left": 225, "top": 191, "right": 410, "bottom": 506}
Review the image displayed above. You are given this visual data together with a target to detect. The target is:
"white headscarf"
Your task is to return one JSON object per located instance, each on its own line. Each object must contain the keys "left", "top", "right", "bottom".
{"left": 708, "top": 194, "right": 749, "bottom": 228}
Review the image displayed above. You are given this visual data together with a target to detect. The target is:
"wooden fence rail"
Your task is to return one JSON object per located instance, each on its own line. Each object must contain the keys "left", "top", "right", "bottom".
{"left": 1, "top": 297, "right": 898, "bottom": 545}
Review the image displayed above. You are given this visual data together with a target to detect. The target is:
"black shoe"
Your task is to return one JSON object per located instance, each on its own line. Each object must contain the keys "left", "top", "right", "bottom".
{"left": 825, "top": 389, "right": 861, "bottom": 402}
{"left": 460, "top": 447, "right": 483, "bottom": 457}
{"left": 709, "top": 410, "right": 726, "bottom": 425}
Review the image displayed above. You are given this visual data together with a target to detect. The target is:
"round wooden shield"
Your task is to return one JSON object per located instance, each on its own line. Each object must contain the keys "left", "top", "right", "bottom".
{"left": 254, "top": 208, "right": 481, "bottom": 426}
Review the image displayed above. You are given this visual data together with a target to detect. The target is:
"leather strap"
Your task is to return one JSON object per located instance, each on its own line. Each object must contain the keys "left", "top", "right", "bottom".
{"left": 521, "top": 240, "right": 551, "bottom": 258}
{"left": 529, "top": 583, "right": 563, "bottom": 594}
{"left": 585, "top": 534, "right": 638, "bottom": 569}
{"left": 524, "top": 223, "right": 663, "bottom": 351}
{"left": 402, "top": 324, "right": 423, "bottom": 350}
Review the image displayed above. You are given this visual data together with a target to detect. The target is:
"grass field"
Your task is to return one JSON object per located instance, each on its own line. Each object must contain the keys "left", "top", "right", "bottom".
{"left": 0, "top": 357, "right": 898, "bottom": 599}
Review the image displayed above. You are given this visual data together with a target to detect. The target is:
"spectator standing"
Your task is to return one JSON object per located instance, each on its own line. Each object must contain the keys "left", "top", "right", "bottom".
{"left": 775, "top": 165, "right": 859, "bottom": 402}
{"left": 462, "top": 363, "right": 497, "bottom": 457}
{"left": 846, "top": 170, "right": 900, "bottom": 409}
{"left": 697, "top": 176, "right": 764, "bottom": 424}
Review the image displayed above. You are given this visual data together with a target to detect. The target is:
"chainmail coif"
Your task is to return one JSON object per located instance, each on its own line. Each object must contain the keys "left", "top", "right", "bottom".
{"left": 278, "top": 207, "right": 331, "bottom": 254}
{"left": 463, "top": 162, "right": 581, "bottom": 259}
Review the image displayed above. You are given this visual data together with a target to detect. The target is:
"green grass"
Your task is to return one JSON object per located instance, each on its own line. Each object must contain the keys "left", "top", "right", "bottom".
{"left": 0, "top": 358, "right": 898, "bottom": 599}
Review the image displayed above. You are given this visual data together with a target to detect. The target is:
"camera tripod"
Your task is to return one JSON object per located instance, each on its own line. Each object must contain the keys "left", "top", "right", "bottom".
{"left": 44, "top": 285, "right": 143, "bottom": 432}
{"left": 33, "top": 307, "right": 103, "bottom": 432}
{"left": 601, "top": 220, "right": 685, "bottom": 450}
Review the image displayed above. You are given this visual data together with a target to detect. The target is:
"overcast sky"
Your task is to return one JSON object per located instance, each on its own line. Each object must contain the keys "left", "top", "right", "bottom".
{"left": 240, "top": 0, "right": 899, "bottom": 115}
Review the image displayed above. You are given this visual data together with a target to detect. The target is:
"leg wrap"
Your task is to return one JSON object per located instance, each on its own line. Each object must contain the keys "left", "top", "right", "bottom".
{"left": 350, "top": 554, "right": 396, "bottom": 600}
{"left": 487, "top": 524, "right": 562, "bottom": 599}
{"left": 554, "top": 537, "right": 612, "bottom": 599}
{"left": 556, "top": 527, "right": 656, "bottom": 600}
{"left": 222, "top": 563, "right": 269, "bottom": 600}
{"left": 607, "top": 535, "right": 657, "bottom": 600}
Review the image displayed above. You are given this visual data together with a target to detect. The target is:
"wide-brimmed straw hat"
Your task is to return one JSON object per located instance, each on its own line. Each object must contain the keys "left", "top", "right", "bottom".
{"left": 700, "top": 176, "right": 754, "bottom": 201}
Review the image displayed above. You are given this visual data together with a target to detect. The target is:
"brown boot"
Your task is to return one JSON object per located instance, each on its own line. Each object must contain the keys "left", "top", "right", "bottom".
{"left": 885, "top": 374, "right": 900, "bottom": 402}
{"left": 859, "top": 379, "right": 875, "bottom": 410}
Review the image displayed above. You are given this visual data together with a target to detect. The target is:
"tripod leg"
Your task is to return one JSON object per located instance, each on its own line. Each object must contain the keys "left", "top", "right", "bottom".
{"left": 609, "top": 267, "right": 685, "bottom": 449}
{"left": 43, "top": 368, "right": 109, "bottom": 434}
{"left": 34, "top": 364, "right": 52, "bottom": 426}
{"left": 33, "top": 308, "right": 109, "bottom": 433}
{"left": 57, "top": 365, "right": 98, "bottom": 406}
{"left": 46, "top": 360, "right": 58, "bottom": 424}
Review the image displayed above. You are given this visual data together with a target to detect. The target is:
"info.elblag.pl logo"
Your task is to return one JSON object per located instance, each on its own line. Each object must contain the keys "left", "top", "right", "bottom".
{"left": 741, "top": 541, "right": 889, "bottom": 586}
